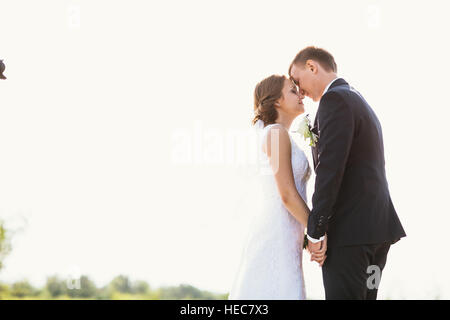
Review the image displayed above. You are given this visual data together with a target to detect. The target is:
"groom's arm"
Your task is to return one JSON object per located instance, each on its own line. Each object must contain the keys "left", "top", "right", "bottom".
{"left": 307, "top": 92, "right": 355, "bottom": 240}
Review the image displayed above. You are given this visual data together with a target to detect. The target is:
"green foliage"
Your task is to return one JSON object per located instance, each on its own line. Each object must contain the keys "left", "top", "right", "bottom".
{"left": 0, "top": 282, "right": 11, "bottom": 299}
{"left": 109, "top": 275, "right": 132, "bottom": 294}
{"left": 0, "top": 219, "right": 12, "bottom": 271}
{"left": 45, "top": 275, "right": 67, "bottom": 298}
{"left": 0, "top": 219, "right": 228, "bottom": 301}
{"left": 157, "top": 284, "right": 222, "bottom": 300}
{"left": 94, "top": 285, "right": 113, "bottom": 300}
{"left": 67, "top": 275, "right": 97, "bottom": 298}
{"left": 10, "top": 280, "right": 38, "bottom": 298}
{"left": 0, "top": 274, "right": 226, "bottom": 300}
{"left": 131, "top": 280, "right": 150, "bottom": 295}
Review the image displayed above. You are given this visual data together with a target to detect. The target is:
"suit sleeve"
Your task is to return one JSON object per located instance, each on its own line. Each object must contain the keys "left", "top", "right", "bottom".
{"left": 307, "top": 92, "right": 355, "bottom": 239}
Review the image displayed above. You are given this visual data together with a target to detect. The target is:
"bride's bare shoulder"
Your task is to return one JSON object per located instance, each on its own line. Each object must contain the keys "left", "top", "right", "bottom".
{"left": 262, "top": 124, "right": 291, "bottom": 155}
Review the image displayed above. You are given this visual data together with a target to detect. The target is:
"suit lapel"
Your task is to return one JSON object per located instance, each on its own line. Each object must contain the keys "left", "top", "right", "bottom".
{"left": 310, "top": 78, "right": 348, "bottom": 171}
{"left": 311, "top": 118, "right": 319, "bottom": 170}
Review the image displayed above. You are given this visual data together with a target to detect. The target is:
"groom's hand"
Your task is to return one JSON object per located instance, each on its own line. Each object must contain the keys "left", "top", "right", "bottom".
{"left": 308, "top": 235, "right": 327, "bottom": 267}
{"left": 307, "top": 241, "right": 321, "bottom": 254}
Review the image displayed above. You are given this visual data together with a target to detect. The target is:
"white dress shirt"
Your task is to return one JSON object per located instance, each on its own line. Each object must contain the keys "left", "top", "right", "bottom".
{"left": 322, "top": 77, "right": 340, "bottom": 97}
{"left": 307, "top": 77, "right": 340, "bottom": 244}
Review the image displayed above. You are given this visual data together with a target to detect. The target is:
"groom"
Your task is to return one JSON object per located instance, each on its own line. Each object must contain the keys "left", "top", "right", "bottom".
{"left": 289, "top": 47, "right": 406, "bottom": 300}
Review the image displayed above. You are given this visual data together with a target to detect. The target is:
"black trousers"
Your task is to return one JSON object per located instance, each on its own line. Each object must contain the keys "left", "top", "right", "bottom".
{"left": 322, "top": 242, "right": 391, "bottom": 300}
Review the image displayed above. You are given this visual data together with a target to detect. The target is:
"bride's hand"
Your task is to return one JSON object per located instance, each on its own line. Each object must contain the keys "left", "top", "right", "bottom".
{"left": 311, "top": 234, "right": 327, "bottom": 267}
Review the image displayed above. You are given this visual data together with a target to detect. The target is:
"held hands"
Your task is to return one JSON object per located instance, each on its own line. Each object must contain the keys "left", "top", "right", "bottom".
{"left": 307, "top": 234, "right": 327, "bottom": 267}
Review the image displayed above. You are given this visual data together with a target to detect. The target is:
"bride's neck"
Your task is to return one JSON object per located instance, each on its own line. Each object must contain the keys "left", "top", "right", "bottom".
{"left": 275, "top": 116, "right": 293, "bottom": 131}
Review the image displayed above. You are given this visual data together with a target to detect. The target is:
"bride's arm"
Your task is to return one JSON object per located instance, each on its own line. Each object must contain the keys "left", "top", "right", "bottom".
{"left": 263, "top": 125, "right": 310, "bottom": 227}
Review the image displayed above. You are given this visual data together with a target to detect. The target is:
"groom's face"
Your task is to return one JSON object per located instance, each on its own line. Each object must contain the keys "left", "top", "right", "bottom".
{"left": 290, "top": 63, "right": 319, "bottom": 102}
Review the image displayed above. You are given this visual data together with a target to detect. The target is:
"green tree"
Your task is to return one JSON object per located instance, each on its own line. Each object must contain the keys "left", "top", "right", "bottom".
{"left": 67, "top": 275, "right": 97, "bottom": 298}
{"left": 45, "top": 275, "right": 67, "bottom": 298}
{"left": 109, "top": 275, "right": 132, "bottom": 294}
{"left": 95, "top": 285, "right": 113, "bottom": 300}
{"left": 131, "top": 280, "right": 150, "bottom": 295}
{"left": 0, "top": 282, "right": 11, "bottom": 299}
{"left": 158, "top": 284, "right": 204, "bottom": 300}
{"left": 157, "top": 284, "right": 226, "bottom": 300}
{"left": 10, "top": 280, "right": 36, "bottom": 298}
{"left": 0, "top": 219, "right": 12, "bottom": 272}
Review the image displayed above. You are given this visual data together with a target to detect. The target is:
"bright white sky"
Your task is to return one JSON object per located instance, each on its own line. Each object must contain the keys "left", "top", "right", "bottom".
{"left": 1, "top": 0, "right": 449, "bottom": 299}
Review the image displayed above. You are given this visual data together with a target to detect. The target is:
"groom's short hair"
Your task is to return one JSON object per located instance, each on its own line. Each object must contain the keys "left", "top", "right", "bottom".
{"left": 289, "top": 46, "right": 337, "bottom": 74}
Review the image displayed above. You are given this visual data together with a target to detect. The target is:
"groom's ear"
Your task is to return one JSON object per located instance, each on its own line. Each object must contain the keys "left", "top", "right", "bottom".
{"left": 305, "top": 60, "right": 318, "bottom": 74}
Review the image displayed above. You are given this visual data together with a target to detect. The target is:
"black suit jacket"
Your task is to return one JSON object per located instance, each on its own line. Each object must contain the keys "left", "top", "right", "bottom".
{"left": 308, "top": 78, "right": 406, "bottom": 247}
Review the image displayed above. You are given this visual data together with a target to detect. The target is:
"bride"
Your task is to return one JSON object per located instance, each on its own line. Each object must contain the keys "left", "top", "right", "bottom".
{"left": 229, "top": 75, "right": 327, "bottom": 300}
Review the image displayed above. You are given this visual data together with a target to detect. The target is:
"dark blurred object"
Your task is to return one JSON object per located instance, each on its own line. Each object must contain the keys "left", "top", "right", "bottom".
{"left": 0, "top": 59, "right": 6, "bottom": 79}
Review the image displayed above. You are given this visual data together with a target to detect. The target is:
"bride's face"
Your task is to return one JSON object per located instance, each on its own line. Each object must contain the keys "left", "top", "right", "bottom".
{"left": 277, "top": 78, "right": 305, "bottom": 117}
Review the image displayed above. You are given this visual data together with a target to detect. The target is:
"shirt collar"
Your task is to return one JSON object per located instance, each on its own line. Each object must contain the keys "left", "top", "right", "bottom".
{"left": 322, "top": 77, "right": 340, "bottom": 96}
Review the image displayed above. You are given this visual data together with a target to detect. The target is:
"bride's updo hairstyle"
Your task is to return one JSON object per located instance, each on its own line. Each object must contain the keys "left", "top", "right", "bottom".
{"left": 252, "top": 75, "right": 286, "bottom": 126}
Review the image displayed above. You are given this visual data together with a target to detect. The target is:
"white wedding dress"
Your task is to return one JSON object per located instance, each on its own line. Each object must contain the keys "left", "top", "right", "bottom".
{"left": 229, "top": 123, "right": 311, "bottom": 300}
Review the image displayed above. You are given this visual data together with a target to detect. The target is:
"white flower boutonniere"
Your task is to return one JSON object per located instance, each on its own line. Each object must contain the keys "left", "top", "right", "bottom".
{"left": 294, "top": 115, "right": 318, "bottom": 147}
